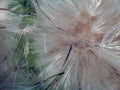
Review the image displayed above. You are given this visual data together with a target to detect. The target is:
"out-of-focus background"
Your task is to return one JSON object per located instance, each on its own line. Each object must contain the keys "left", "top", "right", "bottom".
{"left": 0, "top": 1, "right": 40, "bottom": 89}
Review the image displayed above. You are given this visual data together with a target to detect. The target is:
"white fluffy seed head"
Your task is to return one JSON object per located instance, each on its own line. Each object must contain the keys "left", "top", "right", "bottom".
{"left": 33, "top": 0, "right": 120, "bottom": 90}
{"left": 0, "top": 0, "right": 120, "bottom": 90}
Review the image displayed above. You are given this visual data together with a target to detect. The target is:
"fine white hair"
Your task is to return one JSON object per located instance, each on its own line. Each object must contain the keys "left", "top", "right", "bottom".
{"left": 33, "top": 0, "right": 120, "bottom": 90}
{"left": 0, "top": 0, "right": 120, "bottom": 90}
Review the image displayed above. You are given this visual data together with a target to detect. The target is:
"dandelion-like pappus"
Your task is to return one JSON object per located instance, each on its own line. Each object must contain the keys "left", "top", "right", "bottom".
{"left": 33, "top": 0, "right": 120, "bottom": 90}
{"left": 0, "top": 0, "right": 120, "bottom": 90}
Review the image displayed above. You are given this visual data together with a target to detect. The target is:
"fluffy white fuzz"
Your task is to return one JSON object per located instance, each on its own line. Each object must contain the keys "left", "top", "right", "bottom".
{"left": 0, "top": 9, "right": 36, "bottom": 89}
{"left": 33, "top": 0, "right": 120, "bottom": 90}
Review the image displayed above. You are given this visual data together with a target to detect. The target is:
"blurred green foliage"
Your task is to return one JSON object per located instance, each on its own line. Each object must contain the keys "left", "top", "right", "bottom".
{"left": 9, "top": 0, "right": 35, "bottom": 15}
{"left": 20, "top": 15, "right": 35, "bottom": 28}
{"left": 9, "top": 0, "right": 36, "bottom": 28}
